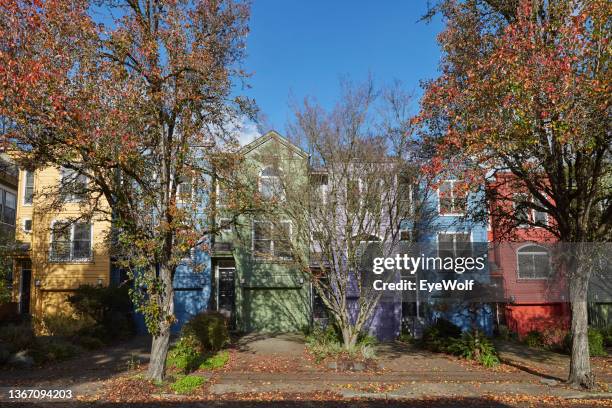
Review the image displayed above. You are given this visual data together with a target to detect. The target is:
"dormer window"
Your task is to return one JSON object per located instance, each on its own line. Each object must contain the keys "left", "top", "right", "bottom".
{"left": 259, "top": 166, "right": 283, "bottom": 200}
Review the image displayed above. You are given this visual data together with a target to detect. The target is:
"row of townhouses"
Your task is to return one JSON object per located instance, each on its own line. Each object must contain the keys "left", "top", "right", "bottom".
{"left": 3, "top": 131, "right": 610, "bottom": 340}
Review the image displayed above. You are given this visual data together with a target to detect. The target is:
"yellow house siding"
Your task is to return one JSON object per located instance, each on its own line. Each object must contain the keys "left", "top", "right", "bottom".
{"left": 13, "top": 167, "right": 111, "bottom": 318}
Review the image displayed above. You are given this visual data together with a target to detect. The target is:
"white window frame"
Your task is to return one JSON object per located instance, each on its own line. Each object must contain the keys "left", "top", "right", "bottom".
{"left": 252, "top": 220, "right": 293, "bottom": 260}
{"left": 60, "top": 167, "right": 88, "bottom": 203}
{"left": 258, "top": 166, "right": 285, "bottom": 201}
{"left": 49, "top": 220, "right": 93, "bottom": 263}
{"left": 437, "top": 180, "right": 466, "bottom": 216}
{"left": 514, "top": 193, "right": 548, "bottom": 228}
{"left": 23, "top": 170, "right": 34, "bottom": 206}
{"left": 436, "top": 231, "right": 473, "bottom": 258}
{"left": 216, "top": 182, "right": 227, "bottom": 208}
{"left": 218, "top": 217, "right": 232, "bottom": 233}
{"left": 396, "top": 175, "right": 414, "bottom": 216}
{"left": 22, "top": 218, "right": 32, "bottom": 233}
{"left": 516, "top": 244, "right": 551, "bottom": 280}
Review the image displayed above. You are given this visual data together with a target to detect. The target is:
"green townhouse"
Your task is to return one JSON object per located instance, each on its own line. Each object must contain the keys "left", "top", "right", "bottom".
{"left": 210, "top": 130, "right": 312, "bottom": 333}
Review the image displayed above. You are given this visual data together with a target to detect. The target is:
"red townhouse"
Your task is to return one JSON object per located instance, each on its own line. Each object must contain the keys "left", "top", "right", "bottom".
{"left": 488, "top": 173, "right": 570, "bottom": 338}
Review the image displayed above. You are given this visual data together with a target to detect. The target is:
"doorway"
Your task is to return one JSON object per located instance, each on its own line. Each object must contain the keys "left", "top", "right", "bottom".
{"left": 216, "top": 259, "right": 236, "bottom": 329}
{"left": 19, "top": 260, "right": 31, "bottom": 315}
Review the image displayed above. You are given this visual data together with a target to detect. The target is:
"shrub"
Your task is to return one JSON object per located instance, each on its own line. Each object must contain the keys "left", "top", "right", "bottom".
{"left": 40, "top": 312, "right": 92, "bottom": 337}
{"left": 357, "top": 333, "right": 378, "bottom": 347}
{"left": 421, "top": 319, "right": 462, "bottom": 352}
{"left": 182, "top": 312, "right": 229, "bottom": 352}
{"left": 562, "top": 328, "right": 608, "bottom": 357}
{"left": 68, "top": 285, "right": 134, "bottom": 343}
{"left": 446, "top": 330, "right": 499, "bottom": 367}
{"left": 588, "top": 328, "right": 607, "bottom": 357}
{"left": 167, "top": 333, "right": 203, "bottom": 373}
{"left": 170, "top": 374, "right": 207, "bottom": 394}
{"left": 524, "top": 331, "right": 544, "bottom": 348}
{"left": 0, "top": 323, "right": 36, "bottom": 353}
{"left": 497, "top": 325, "right": 510, "bottom": 341}
{"left": 541, "top": 326, "right": 569, "bottom": 350}
{"left": 199, "top": 350, "right": 230, "bottom": 370}
{"left": 75, "top": 336, "right": 105, "bottom": 350}
{"left": 30, "top": 337, "right": 80, "bottom": 364}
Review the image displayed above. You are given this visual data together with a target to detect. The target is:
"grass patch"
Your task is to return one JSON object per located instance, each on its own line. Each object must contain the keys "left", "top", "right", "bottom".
{"left": 199, "top": 350, "right": 229, "bottom": 370}
{"left": 170, "top": 375, "right": 207, "bottom": 394}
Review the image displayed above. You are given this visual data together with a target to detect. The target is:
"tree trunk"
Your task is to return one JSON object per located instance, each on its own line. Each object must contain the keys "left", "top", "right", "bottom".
{"left": 146, "top": 262, "right": 175, "bottom": 381}
{"left": 568, "top": 271, "right": 594, "bottom": 389}
{"left": 341, "top": 325, "right": 358, "bottom": 349}
{"left": 147, "top": 328, "right": 170, "bottom": 381}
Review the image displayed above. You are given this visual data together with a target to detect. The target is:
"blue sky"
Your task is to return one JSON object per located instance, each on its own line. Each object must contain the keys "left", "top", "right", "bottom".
{"left": 241, "top": 1, "right": 444, "bottom": 138}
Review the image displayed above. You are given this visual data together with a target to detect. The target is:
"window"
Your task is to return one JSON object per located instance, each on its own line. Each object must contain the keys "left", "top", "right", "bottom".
{"left": 218, "top": 218, "right": 231, "bottom": 233}
{"left": 50, "top": 222, "right": 92, "bottom": 262}
{"left": 253, "top": 220, "right": 292, "bottom": 259}
{"left": 60, "top": 168, "right": 87, "bottom": 202}
{"left": 397, "top": 176, "right": 412, "bottom": 215}
{"left": 216, "top": 182, "right": 228, "bottom": 207}
{"left": 311, "top": 173, "right": 328, "bottom": 205}
{"left": 177, "top": 179, "right": 192, "bottom": 201}
{"left": 1, "top": 190, "right": 16, "bottom": 225}
{"left": 347, "top": 178, "right": 360, "bottom": 213}
{"left": 514, "top": 193, "right": 530, "bottom": 227}
{"left": 259, "top": 167, "right": 283, "bottom": 200}
{"left": 438, "top": 233, "right": 471, "bottom": 259}
{"left": 438, "top": 180, "right": 467, "bottom": 215}
{"left": 23, "top": 219, "right": 32, "bottom": 232}
{"left": 399, "top": 229, "right": 411, "bottom": 241}
{"left": 517, "top": 245, "right": 551, "bottom": 279}
{"left": 23, "top": 170, "right": 34, "bottom": 205}
{"left": 514, "top": 193, "right": 548, "bottom": 227}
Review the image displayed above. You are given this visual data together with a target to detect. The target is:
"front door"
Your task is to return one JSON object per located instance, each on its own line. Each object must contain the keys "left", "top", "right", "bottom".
{"left": 19, "top": 261, "right": 31, "bottom": 315}
{"left": 216, "top": 259, "right": 236, "bottom": 329}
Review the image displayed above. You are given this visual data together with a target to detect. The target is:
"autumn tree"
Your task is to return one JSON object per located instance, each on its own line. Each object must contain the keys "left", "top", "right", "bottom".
{"left": 0, "top": 0, "right": 254, "bottom": 380}
{"left": 419, "top": 0, "right": 611, "bottom": 388}
{"left": 279, "top": 79, "right": 436, "bottom": 348}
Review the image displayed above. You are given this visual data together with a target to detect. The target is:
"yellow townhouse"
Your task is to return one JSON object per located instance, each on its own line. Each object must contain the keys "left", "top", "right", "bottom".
{"left": 12, "top": 165, "right": 111, "bottom": 319}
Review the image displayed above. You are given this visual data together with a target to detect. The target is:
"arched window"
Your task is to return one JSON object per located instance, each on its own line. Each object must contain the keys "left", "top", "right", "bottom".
{"left": 517, "top": 244, "right": 551, "bottom": 279}
{"left": 259, "top": 166, "right": 283, "bottom": 200}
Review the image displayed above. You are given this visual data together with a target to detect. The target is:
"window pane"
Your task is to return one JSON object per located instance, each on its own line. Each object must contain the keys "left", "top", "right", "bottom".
{"left": 253, "top": 222, "right": 272, "bottom": 255}
{"left": 72, "top": 223, "right": 91, "bottom": 259}
{"left": 439, "top": 182, "right": 452, "bottom": 214}
{"left": 24, "top": 171, "right": 34, "bottom": 204}
{"left": 517, "top": 254, "right": 533, "bottom": 278}
{"left": 274, "top": 222, "right": 292, "bottom": 258}
{"left": 452, "top": 182, "right": 467, "bottom": 213}
{"left": 533, "top": 253, "right": 550, "bottom": 278}
{"left": 534, "top": 210, "right": 547, "bottom": 224}
{"left": 3, "top": 192, "right": 15, "bottom": 225}
{"left": 51, "top": 222, "right": 71, "bottom": 260}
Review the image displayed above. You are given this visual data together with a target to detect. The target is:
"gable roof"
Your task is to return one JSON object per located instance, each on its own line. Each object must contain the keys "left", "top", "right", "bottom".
{"left": 240, "top": 130, "right": 309, "bottom": 159}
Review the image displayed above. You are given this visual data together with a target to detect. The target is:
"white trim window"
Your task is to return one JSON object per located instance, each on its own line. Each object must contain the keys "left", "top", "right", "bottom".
{"left": 60, "top": 167, "right": 88, "bottom": 202}
{"left": 399, "top": 228, "right": 412, "bottom": 242}
{"left": 23, "top": 170, "right": 34, "bottom": 205}
{"left": 438, "top": 180, "right": 467, "bottom": 215}
{"left": 50, "top": 221, "right": 92, "bottom": 262}
{"left": 517, "top": 245, "right": 551, "bottom": 279}
{"left": 177, "top": 178, "right": 193, "bottom": 202}
{"left": 437, "top": 232, "right": 472, "bottom": 259}
{"left": 397, "top": 175, "right": 413, "bottom": 216}
{"left": 259, "top": 166, "right": 284, "bottom": 201}
{"left": 514, "top": 193, "right": 548, "bottom": 227}
{"left": 216, "top": 182, "right": 228, "bottom": 208}
{"left": 218, "top": 218, "right": 232, "bottom": 233}
{"left": 253, "top": 220, "right": 292, "bottom": 259}
{"left": 23, "top": 218, "right": 32, "bottom": 233}
{"left": 311, "top": 173, "right": 328, "bottom": 205}
{"left": 1, "top": 189, "right": 16, "bottom": 226}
